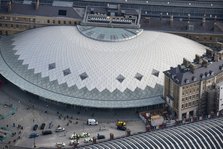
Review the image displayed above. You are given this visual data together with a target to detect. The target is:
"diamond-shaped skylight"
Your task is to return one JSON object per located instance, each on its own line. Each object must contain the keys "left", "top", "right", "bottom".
{"left": 116, "top": 74, "right": 125, "bottom": 83}
{"left": 48, "top": 63, "right": 56, "bottom": 70}
{"left": 63, "top": 68, "right": 71, "bottom": 76}
{"left": 135, "top": 73, "right": 143, "bottom": 81}
{"left": 152, "top": 69, "right": 159, "bottom": 77}
{"left": 80, "top": 72, "right": 88, "bottom": 80}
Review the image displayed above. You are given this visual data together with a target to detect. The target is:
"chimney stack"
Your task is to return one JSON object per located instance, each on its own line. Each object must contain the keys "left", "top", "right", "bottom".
{"left": 202, "top": 59, "right": 208, "bottom": 68}
{"left": 214, "top": 53, "right": 220, "bottom": 62}
{"left": 183, "top": 58, "right": 191, "bottom": 67}
{"left": 189, "top": 63, "right": 196, "bottom": 73}
{"left": 194, "top": 54, "right": 205, "bottom": 64}
{"left": 206, "top": 49, "right": 214, "bottom": 58}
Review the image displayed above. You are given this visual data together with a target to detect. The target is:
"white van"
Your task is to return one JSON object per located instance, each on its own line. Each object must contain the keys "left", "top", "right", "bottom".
{"left": 87, "top": 119, "right": 98, "bottom": 125}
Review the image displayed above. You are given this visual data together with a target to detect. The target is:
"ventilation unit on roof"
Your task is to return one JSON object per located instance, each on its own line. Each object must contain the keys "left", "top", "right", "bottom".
{"left": 135, "top": 73, "right": 143, "bottom": 81}
{"left": 116, "top": 74, "right": 125, "bottom": 83}
{"left": 152, "top": 69, "right": 159, "bottom": 77}
{"left": 79, "top": 72, "right": 88, "bottom": 80}
{"left": 48, "top": 63, "right": 56, "bottom": 70}
{"left": 63, "top": 68, "right": 71, "bottom": 76}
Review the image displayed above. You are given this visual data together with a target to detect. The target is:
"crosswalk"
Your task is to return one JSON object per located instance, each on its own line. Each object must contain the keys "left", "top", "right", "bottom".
{"left": 80, "top": 117, "right": 223, "bottom": 149}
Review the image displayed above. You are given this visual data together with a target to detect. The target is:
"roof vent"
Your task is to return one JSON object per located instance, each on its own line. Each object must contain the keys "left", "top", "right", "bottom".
{"left": 184, "top": 79, "right": 190, "bottom": 84}
{"left": 135, "top": 73, "right": 143, "bottom": 81}
{"left": 79, "top": 72, "right": 88, "bottom": 80}
{"left": 63, "top": 68, "right": 71, "bottom": 76}
{"left": 200, "top": 74, "right": 205, "bottom": 79}
{"left": 171, "top": 74, "right": 176, "bottom": 79}
{"left": 48, "top": 63, "right": 56, "bottom": 70}
{"left": 209, "top": 71, "right": 214, "bottom": 76}
{"left": 116, "top": 74, "right": 125, "bottom": 83}
{"left": 152, "top": 69, "right": 160, "bottom": 77}
{"left": 192, "top": 76, "right": 197, "bottom": 81}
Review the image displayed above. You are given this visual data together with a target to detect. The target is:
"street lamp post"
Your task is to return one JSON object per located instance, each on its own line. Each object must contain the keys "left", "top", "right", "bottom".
{"left": 33, "top": 136, "right": 36, "bottom": 148}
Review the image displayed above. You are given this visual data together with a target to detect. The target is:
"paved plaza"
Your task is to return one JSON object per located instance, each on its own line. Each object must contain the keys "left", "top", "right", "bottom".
{"left": 0, "top": 82, "right": 145, "bottom": 148}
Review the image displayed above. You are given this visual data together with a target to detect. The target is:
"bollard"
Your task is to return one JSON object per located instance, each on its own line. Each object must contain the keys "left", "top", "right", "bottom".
{"left": 93, "top": 137, "right": 97, "bottom": 144}
{"left": 126, "top": 129, "right": 131, "bottom": 136}
{"left": 110, "top": 133, "right": 114, "bottom": 140}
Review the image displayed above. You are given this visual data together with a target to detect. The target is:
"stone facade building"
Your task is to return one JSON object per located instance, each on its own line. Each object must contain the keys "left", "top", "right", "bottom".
{"left": 164, "top": 48, "right": 223, "bottom": 120}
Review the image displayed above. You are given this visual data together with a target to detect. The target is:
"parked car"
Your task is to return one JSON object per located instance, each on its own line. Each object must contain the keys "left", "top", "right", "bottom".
{"left": 80, "top": 132, "right": 90, "bottom": 138}
{"left": 84, "top": 137, "right": 93, "bottom": 143}
{"left": 33, "top": 124, "right": 38, "bottom": 131}
{"left": 117, "top": 126, "right": 127, "bottom": 131}
{"left": 87, "top": 119, "right": 98, "bottom": 125}
{"left": 69, "top": 139, "right": 79, "bottom": 146}
{"left": 42, "top": 130, "right": 52, "bottom": 135}
{"left": 97, "top": 134, "right": 105, "bottom": 140}
{"left": 116, "top": 121, "right": 126, "bottom": 127}
{"left": 56, "top": 142, "right": 65, "bottom": 148}
{"left": 40, "top": 123, "right": 46, "bottom": 130}
{"left": 29, "top": 133, "right": 39, "bottom": 138}
{"left": 55, "top": 127, "right": 65, "bottom": 132}
{"left": 70, "top": 133, "right": 80, "bottom": 140}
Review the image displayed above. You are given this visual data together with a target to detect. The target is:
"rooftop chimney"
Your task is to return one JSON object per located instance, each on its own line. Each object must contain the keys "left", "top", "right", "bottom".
{"left": 183, "top": 58, "right": 191, "bottom": 67}
{"left": 194, "top": 54, "right": 202, "bottom": 64}
{"left": 214, "top": 53, "right": 220, "bottom": 62}
{"left": 189, "top": 63, "right": 196, "bottom": 73}
{"left": 206, "top": 49, "right": 214, "bottom": 58}
{"left": 202, "top": 59, "right": 208, "bottom": 67}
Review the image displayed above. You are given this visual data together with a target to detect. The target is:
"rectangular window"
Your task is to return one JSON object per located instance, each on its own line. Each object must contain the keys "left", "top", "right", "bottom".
{"left": 58, "top": 10, "right": 67, "bottom": 16}
{"left": 189, "top": 102, "right": 191, "bottom": 106}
